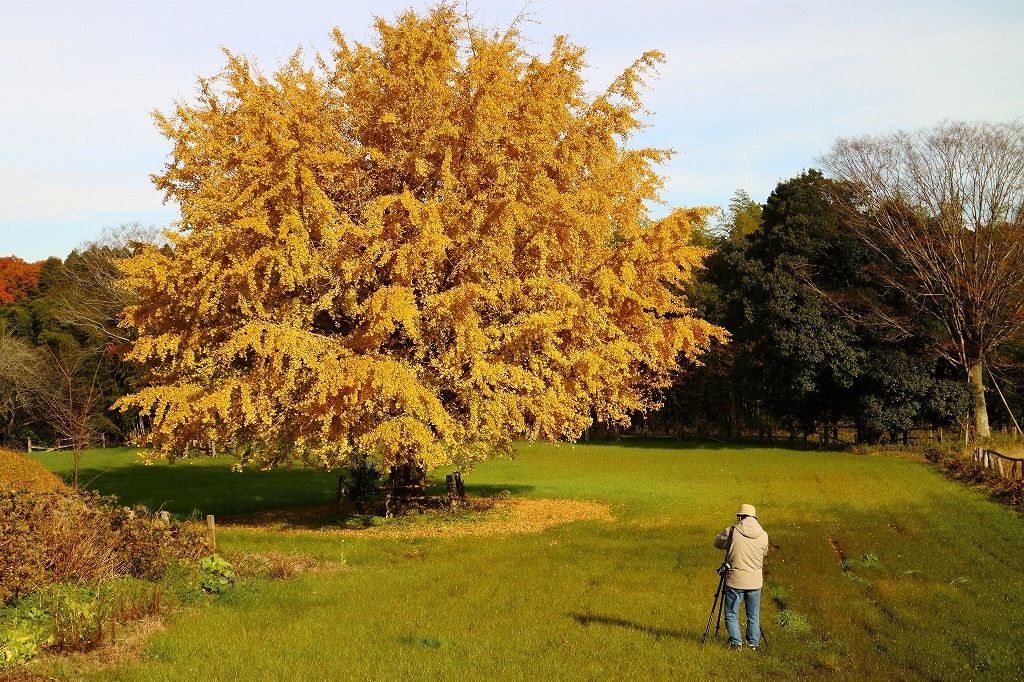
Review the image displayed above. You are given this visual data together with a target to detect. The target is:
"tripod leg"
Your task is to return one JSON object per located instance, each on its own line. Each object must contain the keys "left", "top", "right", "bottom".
{"left": 701, "top": 598, "right": 716, "bottom": 644}
{"left": 715, "top": 580, "right": 726, "bottom": 637}
{"left": 702, "top": 573, "right": 725, "bottom": 644}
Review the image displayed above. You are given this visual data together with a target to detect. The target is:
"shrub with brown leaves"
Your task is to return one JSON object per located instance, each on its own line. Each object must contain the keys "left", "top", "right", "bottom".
{"left": 939, "top": 457, "right": 1024, "bottom": 510}
{"left": 0, "top": 486, "right": 209, "bottom": 604}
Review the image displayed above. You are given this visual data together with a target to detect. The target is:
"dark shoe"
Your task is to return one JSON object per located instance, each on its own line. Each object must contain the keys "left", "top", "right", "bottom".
{"left": 728, "top": 643, "right": 743, "bottom": 650}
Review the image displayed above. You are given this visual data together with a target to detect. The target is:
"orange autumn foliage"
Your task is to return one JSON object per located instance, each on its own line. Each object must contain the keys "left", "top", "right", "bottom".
{"left": 117, "top": 5, "right": 727, "bottom": 471}
{"left": 0, "top": 256, "right": 44, "bottom": 304}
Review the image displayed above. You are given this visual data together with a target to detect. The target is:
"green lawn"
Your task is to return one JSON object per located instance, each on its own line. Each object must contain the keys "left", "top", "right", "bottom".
{"left": 31, "top": 442, "right": 1024, "bottom": 681}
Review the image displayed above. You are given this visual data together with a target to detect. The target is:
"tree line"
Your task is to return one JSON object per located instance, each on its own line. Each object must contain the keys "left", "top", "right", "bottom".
{"left": 4, "top": 160, "right": 1021, "bottom": 457}
{"left": 2, "top": 6, "right": 1022, "bottom": 473}
{"left": 649, "top": 122, "right": 1024, "bottom": 446}
{"left": 648, "top": 172, "right": 969, "bottom": 444}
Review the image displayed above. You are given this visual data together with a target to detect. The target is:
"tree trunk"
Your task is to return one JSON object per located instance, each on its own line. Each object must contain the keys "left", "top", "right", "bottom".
{"left": 72, "top": 447, "right": 81, "bottom": 488}
{"left": 968, "top": 360, "right": 991, "bottom": 439}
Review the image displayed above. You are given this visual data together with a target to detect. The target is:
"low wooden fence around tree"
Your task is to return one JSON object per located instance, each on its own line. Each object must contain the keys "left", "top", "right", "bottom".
{"left": 974, "top": 447, "right": 1024, "bottom": 480}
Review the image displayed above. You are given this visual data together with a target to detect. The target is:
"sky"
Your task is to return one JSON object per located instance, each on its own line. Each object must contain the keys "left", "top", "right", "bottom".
{"left": 1, "top": 0, "right": 1022, "bottom": 262}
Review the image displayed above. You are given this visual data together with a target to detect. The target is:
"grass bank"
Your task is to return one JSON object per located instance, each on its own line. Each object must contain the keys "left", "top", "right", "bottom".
{"left": 29, "top": 442, "right": 1024, "bottom": 681}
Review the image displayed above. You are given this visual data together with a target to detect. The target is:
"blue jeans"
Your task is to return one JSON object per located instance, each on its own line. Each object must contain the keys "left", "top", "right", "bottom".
{"left": 724, "top": 586, "right": 761, "bottom": 647}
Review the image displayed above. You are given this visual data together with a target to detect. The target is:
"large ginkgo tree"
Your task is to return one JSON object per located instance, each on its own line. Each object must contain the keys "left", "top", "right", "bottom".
{"left": 116, "top": 4, "right": 726, "bottom": 471}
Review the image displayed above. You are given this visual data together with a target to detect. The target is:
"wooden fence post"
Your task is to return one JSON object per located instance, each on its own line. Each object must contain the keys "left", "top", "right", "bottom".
{"left": 206, "top": 515, "right": 216, "bottom": 551}
{"left": 27, "top": 438, "right": 31, "bottom": 453}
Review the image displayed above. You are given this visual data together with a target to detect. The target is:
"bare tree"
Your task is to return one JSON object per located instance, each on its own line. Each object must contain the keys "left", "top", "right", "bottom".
{"left": 27, "top": 347, "right": 106, "bottom": 487}
{"left": 0, "top": 327, "right": 46, "bottom": 443}
{"left": 56, "top": 223, "right": 168, "bottom": 343}
{"left": 821, "top": 120, "right": 1024, "bottom": 438}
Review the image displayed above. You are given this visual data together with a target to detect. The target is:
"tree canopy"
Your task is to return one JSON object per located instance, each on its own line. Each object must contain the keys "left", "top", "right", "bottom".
{"left": 722, "top": 190, "right": 762, "bottom": 243}
{"left": 116, "top": 5, "right": 725, "bottom": 470}
{"left": 0, "top": 257, "right": 44, "bottom": 305}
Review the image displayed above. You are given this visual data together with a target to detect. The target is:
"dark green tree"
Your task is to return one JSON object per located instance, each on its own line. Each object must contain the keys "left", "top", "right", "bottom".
{"left": 658, "top": 171, "right": 973, "bottom": 445}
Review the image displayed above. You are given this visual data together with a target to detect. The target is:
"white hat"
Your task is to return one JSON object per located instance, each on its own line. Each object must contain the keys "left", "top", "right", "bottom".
{"left": 737, "top": 503, "right": 757, "bottom": 518}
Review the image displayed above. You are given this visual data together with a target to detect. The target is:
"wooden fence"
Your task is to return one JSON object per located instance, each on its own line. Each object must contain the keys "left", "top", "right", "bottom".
{"left": 974, "top": 447, "right": 1024, "bottom": 480}
{"left": 27, "top": 438, "right": 75, "bottom": 452}
{"left": 26, "top": 435, "right": 107, "bottom": 452}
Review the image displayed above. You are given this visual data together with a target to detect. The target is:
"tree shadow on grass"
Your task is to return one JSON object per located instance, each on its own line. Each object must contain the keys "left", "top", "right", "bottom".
{"left": 70, "top": 460, "right": 338, "bottom": 519}
{"left": 66, "top": 455, "right": 538, "bottom": 525}
{"left": 570, "top": 612, "right": 687, "bottom": 641}
{"left": 460, "top": 483, "right": 535, "bottom": 497}
{"left": 584, "top": 437, "right": 827, "bottom": 452}
{"left": 580, "top": 437, "right": 734, "bottom": 451}
{"left": 219, "top": 504, "right": 397, "bottom": 531}
{"left": 216, "top": 483, "right": 538, "bottom": 532}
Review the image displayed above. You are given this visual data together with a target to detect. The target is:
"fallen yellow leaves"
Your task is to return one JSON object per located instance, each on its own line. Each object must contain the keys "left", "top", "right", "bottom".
{"left": 0, "top": 447, "right": 68, "bottom": 492}
{"left": 223, "top": 497, "right": 613, "bottom": 539}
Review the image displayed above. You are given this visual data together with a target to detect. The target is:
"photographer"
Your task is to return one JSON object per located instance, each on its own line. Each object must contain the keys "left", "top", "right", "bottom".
{"left": 713, "top": 504, "right": 769, "bottom": 650}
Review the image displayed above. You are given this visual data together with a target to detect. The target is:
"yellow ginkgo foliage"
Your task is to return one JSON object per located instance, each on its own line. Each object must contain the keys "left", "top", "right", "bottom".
{"left": 116, "top": 4, "right": 727, "bottom": 471}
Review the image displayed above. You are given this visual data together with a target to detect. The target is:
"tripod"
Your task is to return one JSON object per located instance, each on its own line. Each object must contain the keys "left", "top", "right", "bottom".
{"left": 701, "top": 571, "right": 768, "bottom": 647}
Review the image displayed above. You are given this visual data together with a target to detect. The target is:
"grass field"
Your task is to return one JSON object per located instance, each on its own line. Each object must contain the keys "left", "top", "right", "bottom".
{"left": 29, "top": 441, "right": 1024, "bottom": 681}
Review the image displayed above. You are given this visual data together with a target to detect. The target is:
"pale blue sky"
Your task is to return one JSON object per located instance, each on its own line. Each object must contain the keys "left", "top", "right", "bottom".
{"left": 2, "top": 0, "right": 1021, "bottom": 261}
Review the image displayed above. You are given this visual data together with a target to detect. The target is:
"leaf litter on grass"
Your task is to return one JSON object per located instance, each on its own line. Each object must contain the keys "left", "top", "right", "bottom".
{"left": 221, "top": 497, "right": 614, "bottom": 539}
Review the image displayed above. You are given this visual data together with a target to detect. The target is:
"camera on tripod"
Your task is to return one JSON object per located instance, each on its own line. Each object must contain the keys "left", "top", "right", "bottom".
{"left": 715, "top": 561, "right": 731, "bottom": 576}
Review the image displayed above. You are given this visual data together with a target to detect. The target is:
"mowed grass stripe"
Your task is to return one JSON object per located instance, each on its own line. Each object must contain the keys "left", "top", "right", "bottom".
{"left": 32, "top": 442, "right": 1024, "bottom": 681}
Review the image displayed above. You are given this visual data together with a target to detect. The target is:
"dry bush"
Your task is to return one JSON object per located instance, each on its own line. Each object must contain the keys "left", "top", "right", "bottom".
{"left": 231, "top": 552, "right": 320, "bottom": 581}
{"left": 939, "top": 457, "right": 1024, "bottom": 510}
{"left": 0, "top": 486, "right": 209, "bottom": 604}
{"left": 36, "top": 494, "right": 128, "bottom": 585}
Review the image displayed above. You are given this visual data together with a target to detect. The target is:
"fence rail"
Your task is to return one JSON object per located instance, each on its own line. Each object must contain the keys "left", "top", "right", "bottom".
{"left": 973, "top": 447, "right": 1024, "bottom": 480}
{"left": 26, "top": 438, "right": 75, "bottom": 452}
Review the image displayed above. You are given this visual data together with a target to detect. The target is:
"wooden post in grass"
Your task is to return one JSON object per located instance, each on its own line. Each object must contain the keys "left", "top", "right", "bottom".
{"left": 27, "top": 438, "right": 30, "bottom": 453}
{"left": 206, "top": 515, "right": 216, "bottom": 551}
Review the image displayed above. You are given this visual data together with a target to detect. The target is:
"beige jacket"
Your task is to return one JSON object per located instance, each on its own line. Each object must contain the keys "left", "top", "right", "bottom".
{"left": 713, "top": 516, "right": 769, "bottom": 589}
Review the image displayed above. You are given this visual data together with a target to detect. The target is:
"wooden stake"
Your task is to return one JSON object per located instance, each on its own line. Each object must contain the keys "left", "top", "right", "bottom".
{"left": 206, "top": 515, "right": 216, "bottom": 551}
